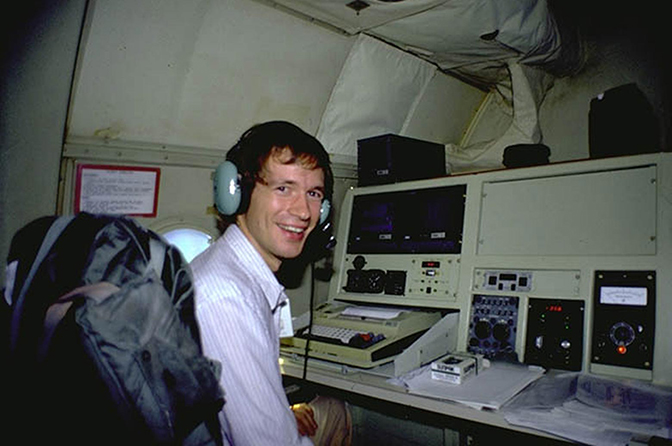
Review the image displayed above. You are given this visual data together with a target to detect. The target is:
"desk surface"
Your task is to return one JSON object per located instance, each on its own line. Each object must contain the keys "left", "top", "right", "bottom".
{"left": 279, "top": 354, "right": 568, "bottom": 443}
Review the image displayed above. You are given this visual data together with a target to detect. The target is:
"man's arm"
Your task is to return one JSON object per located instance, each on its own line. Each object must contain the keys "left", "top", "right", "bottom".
{"left": 197, "top": 295, "right": 313, "bottom": 445}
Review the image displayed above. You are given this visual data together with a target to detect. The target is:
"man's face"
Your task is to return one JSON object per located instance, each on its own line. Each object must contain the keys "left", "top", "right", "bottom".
{"left": 237, "top": 151, "right": 325, "bottom": 272}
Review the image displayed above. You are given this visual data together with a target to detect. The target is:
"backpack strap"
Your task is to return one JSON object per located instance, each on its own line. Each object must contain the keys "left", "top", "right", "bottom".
{"left": 148, "top": 236, "right": 166, "bottom": 279}
{"left": 38, "top": 281, "right": 120, "bottom": 361}
{"left": 9, "top": 215, "right": 75, "bottom": 352}
{"left": 116, "top": 217, "right": 165, "bottom": 280}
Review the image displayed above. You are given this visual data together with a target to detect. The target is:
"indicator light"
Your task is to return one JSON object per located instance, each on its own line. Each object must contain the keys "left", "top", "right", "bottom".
{"left": 617, "top": 345, "right": 627, "bottom": 355}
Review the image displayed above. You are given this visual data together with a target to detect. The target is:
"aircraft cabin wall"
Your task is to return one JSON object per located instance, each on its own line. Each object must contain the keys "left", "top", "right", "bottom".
{"left": 1, "top": 0, "right": 88, "bottom": 290}
{"left": 1, "top": 0, "right": 669, "bottom": 305}
{"left": 462, "top": 9, "right": 669, "bottom": 165}
{"left": 0, "top": 0, "right": 485, "bottom": 290}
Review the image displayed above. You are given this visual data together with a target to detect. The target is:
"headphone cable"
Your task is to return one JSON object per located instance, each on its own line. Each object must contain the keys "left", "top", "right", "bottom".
{"left": 301, "top": 262, "right": 316, "bottom": 382}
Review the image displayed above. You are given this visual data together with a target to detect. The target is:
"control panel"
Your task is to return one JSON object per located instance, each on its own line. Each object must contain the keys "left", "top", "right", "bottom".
{"left": 328, "top": 153, "right": 672, "bottom": 386}
{"left": 468, "top": 294, "right": 519, "bottom": 360}
{"left": 525, "top": 298, "right": 584, "bottom": 371}
{"left": 480, "top": 270, "right": 533, "bottom": 292}
{"left": 341, "top": 254, "right": 460, "bottom": 300}
{"left": 591, "top": 271, "right": 656, "bottom": 371}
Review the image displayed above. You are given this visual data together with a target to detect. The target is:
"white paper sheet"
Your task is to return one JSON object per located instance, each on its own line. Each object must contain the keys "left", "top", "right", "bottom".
{"left": 390, "top": 361, "right": 545, "bottom": 410}
{"left": 341, "top": 306, "right": 404, "bottom": 320}
{"left": 501, "top": 373, "right": 672, "bottom": 445}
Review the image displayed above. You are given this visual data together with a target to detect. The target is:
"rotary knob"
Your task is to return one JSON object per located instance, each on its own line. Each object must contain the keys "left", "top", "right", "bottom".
{"left": 609, "top": 321, "right": 635, "bottom": 346}
{"left": 366, "top": 269, "right": 386, "bottom": 294}
{"left": 474, "top": 320, "right": 491, "bottom": 339}
{"left": 492, "top": 321, "right": 511, "bottom": 342}
{"left": 352, "top": 255, "right": 367, "bottom": 270}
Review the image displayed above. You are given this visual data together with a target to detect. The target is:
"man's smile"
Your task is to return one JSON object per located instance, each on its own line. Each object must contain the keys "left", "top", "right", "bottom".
{"left": 278, "top": 223, "right": 307, "bottom": 234}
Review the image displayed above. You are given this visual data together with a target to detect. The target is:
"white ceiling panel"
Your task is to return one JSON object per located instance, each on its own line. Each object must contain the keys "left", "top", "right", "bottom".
{"left": 267, "top": 0, "right": 449, "bottom": 34}
{"left": 257, "top": 0, "right": 580, "bottom": 86}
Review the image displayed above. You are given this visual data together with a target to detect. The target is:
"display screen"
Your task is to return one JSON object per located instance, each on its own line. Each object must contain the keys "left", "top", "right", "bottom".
{"left": 347, "top": 185, "right": 466, "bottom": 254}
{"left": 599, "top": 286, "right": 647, "bottom": 306}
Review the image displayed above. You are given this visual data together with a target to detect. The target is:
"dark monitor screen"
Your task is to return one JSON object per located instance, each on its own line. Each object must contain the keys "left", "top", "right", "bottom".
{"left": 347, "top": 184, "right": 466, "bottom": 254}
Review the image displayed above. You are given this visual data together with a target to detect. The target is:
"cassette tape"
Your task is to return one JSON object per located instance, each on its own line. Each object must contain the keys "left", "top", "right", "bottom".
{"left": 430, "top": 353, "right": 483, "bottom": 384}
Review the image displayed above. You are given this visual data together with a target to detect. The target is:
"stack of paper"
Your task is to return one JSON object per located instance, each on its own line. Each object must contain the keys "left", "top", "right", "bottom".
{"left": 389, "top": 361, "right": 545, "bottom": 411}
{"left": 501, "top": 373, "right": 672, "bottom": 445}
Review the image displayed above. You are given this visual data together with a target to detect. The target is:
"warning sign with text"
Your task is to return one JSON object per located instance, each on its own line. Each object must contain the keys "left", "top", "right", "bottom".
{"left": 75, "top": 164, "right": 161, "bottom": 217}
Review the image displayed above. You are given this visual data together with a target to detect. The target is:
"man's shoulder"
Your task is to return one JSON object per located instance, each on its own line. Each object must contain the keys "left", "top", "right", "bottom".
{"left": 190, "top": 225, "right": 281, "bottom": 313}
{"left": 192, "top": 227, "right": 247, "bottom": 269}
{"left": 191, "top": 241, "right": 249, "bottom": 287}
{"left": 191, "top": 236, "right": 263, "bottom": 300}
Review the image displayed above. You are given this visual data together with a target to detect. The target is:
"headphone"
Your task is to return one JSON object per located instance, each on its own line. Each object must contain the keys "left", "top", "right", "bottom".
{"left": 213, "top": 160, "right": 330, "bottom": 225}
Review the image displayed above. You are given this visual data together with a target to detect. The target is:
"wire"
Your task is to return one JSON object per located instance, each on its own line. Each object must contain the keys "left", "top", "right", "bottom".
{"left": 301, "top": 262, "right": 316, "bottom": 381}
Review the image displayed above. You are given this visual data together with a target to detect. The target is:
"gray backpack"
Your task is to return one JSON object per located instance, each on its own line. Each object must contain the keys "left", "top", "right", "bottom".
{"left": 4, "top": 213, "right": 227, "bottom": 445}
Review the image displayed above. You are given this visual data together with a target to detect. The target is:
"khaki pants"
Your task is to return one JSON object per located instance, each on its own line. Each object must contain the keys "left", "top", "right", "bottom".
{"left": 308, "top": 396, "right": 352, "bottom": 446}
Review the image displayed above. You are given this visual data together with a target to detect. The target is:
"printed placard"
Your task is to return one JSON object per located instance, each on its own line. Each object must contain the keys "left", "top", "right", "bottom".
{"left": 75, "top": 164, "right": 160, "bottom": 217}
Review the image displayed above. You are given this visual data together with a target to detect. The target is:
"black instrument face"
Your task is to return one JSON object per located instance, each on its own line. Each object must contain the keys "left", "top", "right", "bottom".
{"left": 525, "top": 298, "right": 585, "bottom": 371}
{"left": 343, "top": 255, "right": 407, "bottom": 295}
{"left": 591, "top": 271, "right": 655, "bottom": 370}
{"left": 344, "top": 267, "right": 406, "bottom": 295}
{"left": 468, "top": 295, "right": 519, "bottom": 360}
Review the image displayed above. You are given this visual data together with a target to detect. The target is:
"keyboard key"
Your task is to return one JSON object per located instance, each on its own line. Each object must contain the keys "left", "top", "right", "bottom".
{"left": 299, "top": 325, "right": 385, "bottom": 349}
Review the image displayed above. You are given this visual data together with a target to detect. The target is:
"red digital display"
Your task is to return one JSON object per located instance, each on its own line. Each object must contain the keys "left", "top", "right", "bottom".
{"left": 422, "top": 261, "right": 441, "bottom": 268}
{"left": 546, "top": 305, "right": 563, "bottom": 312}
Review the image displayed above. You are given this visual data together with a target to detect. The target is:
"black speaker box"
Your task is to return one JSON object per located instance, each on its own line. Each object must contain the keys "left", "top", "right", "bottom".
{"left": 503, "top": 143, "right": 551, "bottom": 168}
{"left": 357, "top": 134, "right": 445, "bottom": 186}
{"left": 589, "top": 83, "right": 659, "bottom": 159}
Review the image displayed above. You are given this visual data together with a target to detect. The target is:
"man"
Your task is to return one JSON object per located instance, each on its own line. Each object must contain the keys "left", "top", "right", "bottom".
{"left": 191, "top": 121, "right": 349, "bottom": 445}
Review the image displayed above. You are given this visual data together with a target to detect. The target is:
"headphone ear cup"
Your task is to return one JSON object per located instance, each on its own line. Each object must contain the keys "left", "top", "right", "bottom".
{"left": 214, "top": 161, "right": 241, "bottom": 215}
{"left": 319, "top": 199, "right": 331, "bottom": 226}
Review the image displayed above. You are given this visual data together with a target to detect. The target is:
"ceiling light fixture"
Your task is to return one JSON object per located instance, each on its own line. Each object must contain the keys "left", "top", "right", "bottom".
{"left": 346, "top": 1, "right": 371, "bottom": 13}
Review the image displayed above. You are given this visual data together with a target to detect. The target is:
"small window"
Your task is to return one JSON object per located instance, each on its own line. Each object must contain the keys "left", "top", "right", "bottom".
{"left": 163, "top": 228, "right": 212, "bottom": 263}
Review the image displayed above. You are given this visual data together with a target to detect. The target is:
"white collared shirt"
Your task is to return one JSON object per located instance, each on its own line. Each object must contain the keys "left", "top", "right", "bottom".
{"left": 191, "top": 225, "right": 312, "bottom": 446}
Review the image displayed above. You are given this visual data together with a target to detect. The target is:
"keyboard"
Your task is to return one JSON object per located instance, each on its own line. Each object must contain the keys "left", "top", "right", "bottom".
{"left": 299, "top": 324, "right": 386, "bottom": 349}
{"left": 280, "top": 303, "right": 443, "bottom": 368}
